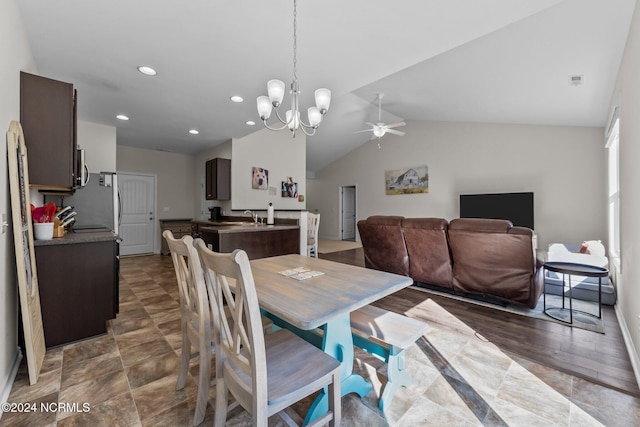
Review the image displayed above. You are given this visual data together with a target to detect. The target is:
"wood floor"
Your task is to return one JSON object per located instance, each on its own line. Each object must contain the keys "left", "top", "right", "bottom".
{"left": 320, "top": 248, "right": 640, "bottom": 397}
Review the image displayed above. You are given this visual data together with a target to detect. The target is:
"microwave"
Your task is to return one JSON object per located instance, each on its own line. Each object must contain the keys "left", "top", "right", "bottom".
{"left": 76, "top": 148, "right": 89, "bottom": 187}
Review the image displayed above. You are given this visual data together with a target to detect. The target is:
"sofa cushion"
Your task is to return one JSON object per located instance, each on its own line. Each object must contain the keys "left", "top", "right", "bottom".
{"left": 448, "top": 218, "right": 541, "bottom": 308}
{"left": 357, "top": 216, "right": 410, "bottom": 277}
{"left": 402, "top": 218, "right": 453, "bottom": 289}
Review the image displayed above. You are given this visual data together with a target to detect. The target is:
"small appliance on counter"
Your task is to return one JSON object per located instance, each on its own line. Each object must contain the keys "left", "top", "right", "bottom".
{"left": 209, "top": 206, "right": 222, "bottom": 221}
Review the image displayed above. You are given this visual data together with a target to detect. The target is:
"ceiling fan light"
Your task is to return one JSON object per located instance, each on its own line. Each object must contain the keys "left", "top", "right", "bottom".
{"left": 315, "top": 88, "right": 331, "bottom": 114}
{"left": 257, "top": 96, "right": 272, "bottom": 120}
{"left": 286, "top": 110, "right": 300, "bottom": 131}
{"left": 267, "top": 79, "right": 286, "bottom": 107}
{"left": 373, "top": 127, "right": 385, "bottom": 138}
{"left": 307, "top": 107, "right": 322, "bottom": 127}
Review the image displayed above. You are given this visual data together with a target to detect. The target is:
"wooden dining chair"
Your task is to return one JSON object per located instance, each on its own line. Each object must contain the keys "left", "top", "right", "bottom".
{"left": 307, "top": 212, "right": 320, "bottom": 258}
{"left": 195, "top": 240, "right": 341, "bottom": 427}
{"left": 163, "top": 230, "right": 212, "bottom": 426}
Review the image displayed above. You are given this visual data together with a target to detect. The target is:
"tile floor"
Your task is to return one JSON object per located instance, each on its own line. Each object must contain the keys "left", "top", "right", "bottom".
{"left": 2, "top": 254, "right": 640, "bottom": 426}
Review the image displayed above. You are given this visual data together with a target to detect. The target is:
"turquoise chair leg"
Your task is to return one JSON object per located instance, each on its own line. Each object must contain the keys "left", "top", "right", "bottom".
{"left": 379, "top": 345, "right": 412, "bottom": 411}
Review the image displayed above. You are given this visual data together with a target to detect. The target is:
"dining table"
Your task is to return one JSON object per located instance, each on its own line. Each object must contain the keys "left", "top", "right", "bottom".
{"left": 250, "top": 254, "right": 414, "bottom": 425}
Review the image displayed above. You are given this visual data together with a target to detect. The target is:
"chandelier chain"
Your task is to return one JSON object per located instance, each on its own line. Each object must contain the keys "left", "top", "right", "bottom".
{"left": 293, "top": 0, "right": 297, "bottom": 83}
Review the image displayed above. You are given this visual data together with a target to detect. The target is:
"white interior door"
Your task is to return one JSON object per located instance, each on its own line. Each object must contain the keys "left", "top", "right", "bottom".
{"left": 341, "top": 186, "right": 356, "bottom": 241}
{"left": 118, "top": 173, "right": 156, "bottom": 256}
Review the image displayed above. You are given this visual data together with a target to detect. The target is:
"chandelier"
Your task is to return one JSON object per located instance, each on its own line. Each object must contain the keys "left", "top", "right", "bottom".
{"left": 256, "top": 0, "right": 331, "bottom": 137}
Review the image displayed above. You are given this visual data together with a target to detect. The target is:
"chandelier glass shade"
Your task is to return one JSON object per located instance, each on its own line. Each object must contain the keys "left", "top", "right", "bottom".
{"left": 256, "top": 0, "right": 330, "bottom": 137}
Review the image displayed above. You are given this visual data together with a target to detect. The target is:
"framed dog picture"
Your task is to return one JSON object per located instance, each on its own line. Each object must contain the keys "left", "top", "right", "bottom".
{"left": 281, "top": 177, "right": 298, "bottom": 198}
{"left": 251, "top": 167, "right": 269, "bottom": 190}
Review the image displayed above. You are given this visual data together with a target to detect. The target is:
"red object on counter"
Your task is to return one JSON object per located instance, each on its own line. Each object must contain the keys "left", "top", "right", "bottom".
{"left": 31, "top": 202, "right": 57, "bottom": 223}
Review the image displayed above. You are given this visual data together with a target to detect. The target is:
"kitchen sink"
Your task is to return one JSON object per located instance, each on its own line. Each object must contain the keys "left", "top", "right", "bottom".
{"left": 208, "top": 221, "right": 253, "bottom": 226}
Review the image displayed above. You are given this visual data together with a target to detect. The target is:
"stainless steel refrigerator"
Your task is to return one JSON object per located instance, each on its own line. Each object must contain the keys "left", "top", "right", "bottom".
{"left": 56, "top": 172, "right": 120, "bottom": 233}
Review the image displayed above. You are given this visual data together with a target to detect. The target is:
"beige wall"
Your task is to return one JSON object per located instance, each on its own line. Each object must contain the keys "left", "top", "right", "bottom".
{"left": 610, "top": 0, "right": 640, "bottom": 386}
{"left": 117, "top": 145, "right": 196, "bottom": 221}
{"left": 78, "top": 120, "right": 117, "bottom": 173}
{"left": 231, "top": 127, "right": 306, "bottom": 212}
{"left": 308, "top": 120, "right": 606, "bottom": 251}
{"left": 0, "top": 0, "right": 37, "bottom": 403}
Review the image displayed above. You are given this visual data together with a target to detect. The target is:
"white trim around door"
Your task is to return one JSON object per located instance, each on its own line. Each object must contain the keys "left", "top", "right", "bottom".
{"left": 117, "top": 172, "right": 158, "bottom": 255}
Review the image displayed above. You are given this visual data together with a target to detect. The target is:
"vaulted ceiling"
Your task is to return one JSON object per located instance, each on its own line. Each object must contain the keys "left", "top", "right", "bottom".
{"left": 17, "top": 0, "right": 635, "bottom": 172}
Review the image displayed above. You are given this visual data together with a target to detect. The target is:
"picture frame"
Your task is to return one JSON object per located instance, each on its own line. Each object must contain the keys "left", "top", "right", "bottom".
{"left": 7, "top": 121, "right": 46, "bottom": 384}
{"left": 251, "top": 166, "right": 269, "bottom": 190}
{"left": 281, "top": 177, "right": 298, "bottom": 198}
{"left": 385, "top": 165, "right": 429, "bottom": 195}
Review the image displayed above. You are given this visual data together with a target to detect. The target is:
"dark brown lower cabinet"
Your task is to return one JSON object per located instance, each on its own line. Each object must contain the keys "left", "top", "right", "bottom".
{"left": 199, "top": 228, "right": 300, "bottom": 260}
{"left": 35, "top": 240, "right": 119, "bottom": 347}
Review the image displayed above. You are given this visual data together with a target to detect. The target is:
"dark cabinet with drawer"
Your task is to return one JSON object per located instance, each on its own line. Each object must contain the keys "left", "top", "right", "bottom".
{"left": 160, "top": 219, "right": 193, "bottom": 255}
{"left": 35, "top": 239, "right": 118, "bottom": 347}
{"left": 20, "top": 72, "right": 77, "bottom": 190}
{"left": 205, "top": 158, "right": 231, "bottom": 200}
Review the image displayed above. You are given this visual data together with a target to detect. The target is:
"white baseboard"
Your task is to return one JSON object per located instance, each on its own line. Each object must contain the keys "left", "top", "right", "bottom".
{"left": 614, "top": 304, "right": 640, "bottom": 389}
{"left": 0, "top": 348, "right": 23, "bottom": 407}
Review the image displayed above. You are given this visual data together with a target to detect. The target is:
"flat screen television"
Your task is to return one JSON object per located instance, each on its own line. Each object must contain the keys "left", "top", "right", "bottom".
{"left": 459, "top": 192, "right": 534, "bottom": 229}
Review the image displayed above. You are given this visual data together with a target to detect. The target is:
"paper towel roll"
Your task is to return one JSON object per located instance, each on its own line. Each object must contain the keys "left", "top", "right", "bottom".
{"left": 267, "top": 203, "right": 274, "bottom": 225}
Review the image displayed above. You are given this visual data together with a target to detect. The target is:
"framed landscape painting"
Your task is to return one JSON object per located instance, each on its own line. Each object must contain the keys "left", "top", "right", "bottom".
{"left": 385, "top": 165, "right": 429, "bottom": 195}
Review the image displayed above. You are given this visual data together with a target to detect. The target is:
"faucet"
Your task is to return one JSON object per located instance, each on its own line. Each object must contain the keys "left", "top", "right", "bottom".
{"left": 243, "top": 210, "right": 258, "bottom": 223}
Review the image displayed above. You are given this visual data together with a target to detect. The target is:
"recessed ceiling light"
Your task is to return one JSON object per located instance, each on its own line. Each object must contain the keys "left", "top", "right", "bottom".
{"left": 137, "top": 66, "right": 157, "bottom": 76}
{"left": 189, "top": 129, "right": 199, "bottom": 135}
{"left": 246, "top": 120, "right": 256, "bottom": 126}
{"left": 116, "top": 114, "right": 129, "bottom": 121}
{"left": 230, "top": 95, "right": 244, "bottom": 103}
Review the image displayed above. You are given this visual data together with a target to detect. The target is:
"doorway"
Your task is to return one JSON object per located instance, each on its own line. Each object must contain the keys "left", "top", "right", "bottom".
{"left": 340, "top": 185, "right": 356, "bottom": 241}
{"left": 118, "top": 172, "right": 157, "bottom": 256}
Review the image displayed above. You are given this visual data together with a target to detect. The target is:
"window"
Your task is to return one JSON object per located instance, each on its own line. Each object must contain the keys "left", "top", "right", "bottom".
{"left": 606, "top": 114, "right": 620, "bottom": 260}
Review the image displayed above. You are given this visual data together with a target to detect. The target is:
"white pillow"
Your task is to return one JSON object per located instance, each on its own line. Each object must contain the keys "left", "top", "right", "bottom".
{"left": 584, "top": 240, "right": 606, "bottom": 258}
{"left": 547, "top": 242, "right": 608, "bottom": 268}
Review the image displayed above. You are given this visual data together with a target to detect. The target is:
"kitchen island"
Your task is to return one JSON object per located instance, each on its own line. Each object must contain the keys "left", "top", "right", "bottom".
{"left": 33, "top": 231, "right": 119, "bottom": 347}
{"left": 191, "top": 220, "right": 300, "bottom": 260}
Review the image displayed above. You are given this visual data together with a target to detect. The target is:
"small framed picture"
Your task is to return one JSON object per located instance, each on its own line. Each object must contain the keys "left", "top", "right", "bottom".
{"left": 281, "top": 177, "right": 298, "bottom": 198}
{"left": 251, "top": 167, "right": 269, "bottom": 190}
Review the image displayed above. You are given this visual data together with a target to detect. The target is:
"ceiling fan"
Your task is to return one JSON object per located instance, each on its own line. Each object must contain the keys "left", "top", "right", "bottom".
{"left": 355, "top": 93, "right": 406, "bottom": 140}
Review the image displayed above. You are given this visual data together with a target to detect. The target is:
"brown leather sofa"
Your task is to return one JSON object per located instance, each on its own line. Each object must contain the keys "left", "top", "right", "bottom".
{"left": 357, "top": 216, "right": 544, "bottom": 308}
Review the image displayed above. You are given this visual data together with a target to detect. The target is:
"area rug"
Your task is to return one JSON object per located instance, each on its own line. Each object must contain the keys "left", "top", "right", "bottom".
{"left": 317, "top": 238, "right": 362, "bottom": 254}
{"left": 410, "top": 285, "right": 605, "bottom": 333}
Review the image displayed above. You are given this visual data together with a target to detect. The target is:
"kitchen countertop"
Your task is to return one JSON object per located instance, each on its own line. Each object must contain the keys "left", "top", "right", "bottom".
{"left": 33, "top": 230, "right": 119, "bottom": 246}
{"left": 198, "top": 222, "right": 299, "bottom": 234}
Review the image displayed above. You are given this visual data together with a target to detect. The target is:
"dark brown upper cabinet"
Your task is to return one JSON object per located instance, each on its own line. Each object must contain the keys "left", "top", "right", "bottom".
{"left": 20, "top": 72, "right": 77, "bottom": 190}
{"left": 206, "top": 158, "right": 231, "bottom": 200}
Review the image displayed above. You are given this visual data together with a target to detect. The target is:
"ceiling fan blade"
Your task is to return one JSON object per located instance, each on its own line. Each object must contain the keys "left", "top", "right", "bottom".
{"left": 386, "top": 121, "right": 406, "bottom": 129}
{"left": 364, "top": 122, "right": 377, "bottom": 127}
{"left": 353, "top": 129, "right": 374, "bottom": 134}
{"left": 386, "top": 129, "right": 405, "bottom": 136}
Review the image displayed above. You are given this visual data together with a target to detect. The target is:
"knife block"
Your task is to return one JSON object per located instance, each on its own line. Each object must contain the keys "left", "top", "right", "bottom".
{"left": 53, "top": 219, "right": 65, "bottom": 238}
